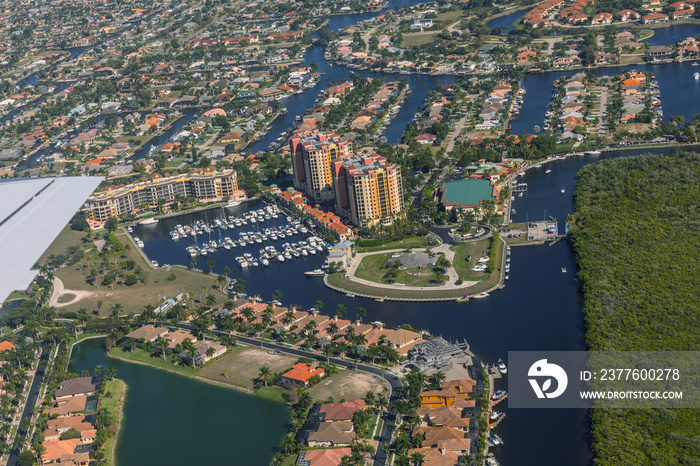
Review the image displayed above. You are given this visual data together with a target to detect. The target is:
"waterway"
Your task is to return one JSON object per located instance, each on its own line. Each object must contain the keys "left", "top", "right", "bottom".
{"left": 642, "top": 23, "right": 700, "bottom": 46}
{"left": 41, "top": 2, "right": 700, "bottom": 465}
{"left": 510, "top": 61, "right": 700, "bottom": 134}
{"left": 69, "top": 338, "right": 289, "bottom": 465}
{"left": 487, "top": 8, "right": 532, "bottom": 30}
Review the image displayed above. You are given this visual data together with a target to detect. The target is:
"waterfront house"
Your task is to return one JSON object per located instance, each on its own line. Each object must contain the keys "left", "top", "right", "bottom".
{"left": 648, "top": 46, "right": 673, "bottom": 60}
{"left": 642, "top": 13, "right": 668, "bottom": 23}
{"left": 296, "top": 448, "right": 352, "bottom": 466}
{"left": 40, "top": 438, "right": 91, "bottom": 464}
{"left": 618, "top": 9, "right": 640, "bottom": 22}
{"left": 417, "top": 400, "right": 478, "bottom": 430}
{"left": 55, "top": 378, "right": 99, "bottom": 402}
{"left": 47, "top": 395, "right": 89, "bottom": 418}
{"left": 44, "top": 415, "right": 96, "bottom": 442}
{"left": 419, "top": 380, "right": 477, "bottom": 408}
{"left": 323, "top": 241, "right": 353, "bottom": 270}
{"left": 304, "top": 421, "right": 355, "bottom": 446}
{"left": 279, "top": 363, "right": 325, "bottom": 388}
{"left": 164, "top": 330, "right": 197, "bottom": 350}
{"left": 412, "top": 425, "right": 472, "bottom": 454}
{"left": 406, "top": 447, "right": 461, "bottom": 465}
{"left": 124, "top": 324, "right": 168, "bottom": 343}
{"left": 180, "top": 341, "right": 227, "bottom": 365}
{"left": 385, "top": 328, "right": 423, "bottom": 355}
{"left": 315, "top": 400, "right": 367, "bottom": 422}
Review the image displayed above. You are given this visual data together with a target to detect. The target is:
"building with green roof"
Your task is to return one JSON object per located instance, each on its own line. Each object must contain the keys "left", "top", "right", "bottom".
{"left": 438, "top": 179, "right": 495, "bottom": 212}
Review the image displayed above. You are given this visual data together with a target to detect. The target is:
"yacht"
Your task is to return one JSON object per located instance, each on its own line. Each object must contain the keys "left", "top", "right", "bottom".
{"left": 695, "top": 72, "right": 700, "bottom": 80}
{"left": 561, "top": 187, "right": 565, "bottom": 194}
{"left": 497, "top": 359, "right": 507, "bottom": 374}
{"left": 138, "top": 217, "right": 159, "bottom": 225}
{"left": 305, "top": 269, "right": 325, "bottom": 277}
{"left": 545, "top": 169, "right": 552, "bottom": 174}
{"left": 491, "top": 390, "right": 507, "bottom": 401}
{"left": 561, "top": 267, "right": 567, "bottom": 273}
{"left": 474, "top": 292, "right": 489, "bottom": 299}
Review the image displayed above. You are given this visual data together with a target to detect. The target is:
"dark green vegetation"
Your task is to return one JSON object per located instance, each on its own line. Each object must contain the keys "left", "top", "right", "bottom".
{"left": 570, "top": 153, "right": 700, "bottom": 465}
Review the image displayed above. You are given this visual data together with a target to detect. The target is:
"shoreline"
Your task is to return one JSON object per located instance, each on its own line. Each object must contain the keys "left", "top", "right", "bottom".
{"left": 106, "top": 348, "right": 259, "bottom": 396}
{"left": 108, "top": 379, "right": 127, "bottom": 466}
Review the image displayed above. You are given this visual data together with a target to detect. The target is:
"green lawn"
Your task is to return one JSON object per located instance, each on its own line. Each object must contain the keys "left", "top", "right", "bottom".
{"left": 49, "top": 226, "right": 229, "bottom": 316}
{"left": 255, "top": 386, "right": 287, "bottom": 402}
{"left": 355, "top": 252, "right": 447, "bottom": 287}
{"left": 355, "top": 254, "right": 391, "bottom": 282}
{"left": 364, "top": 412, "right": 378, "bottom": 439}
{"left": 451, "top": 238, "right": 492, "bottom": 281}
{"left": 100, "top": 379, "right": 125, "bottom": 466}
{"left": 402, "top": 33, "right": 438, "bottom": 47}
{"left": 109, "top": 346, "right": 200, "bottom": 377}
{"left": 356, "top": 236, "right": 430, "bottom": 253}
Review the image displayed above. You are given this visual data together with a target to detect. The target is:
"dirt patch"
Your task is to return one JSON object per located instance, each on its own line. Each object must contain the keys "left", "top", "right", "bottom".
{"left": 198, "top": 345, "right": 299, "bottom": 391}
{"left": 308, "top": 369, "right": 388, "bottom": 403}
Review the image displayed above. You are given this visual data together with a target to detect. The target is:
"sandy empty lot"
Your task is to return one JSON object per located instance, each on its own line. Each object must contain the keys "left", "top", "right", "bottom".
{"left": 199, "top": 345, "right": 299, "bottom": 391}
{"left": 309, "top": 368, "right": 389, "bottom": 402}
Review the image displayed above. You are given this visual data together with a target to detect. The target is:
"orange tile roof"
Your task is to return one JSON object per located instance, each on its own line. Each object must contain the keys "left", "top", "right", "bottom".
{"left": 282, "top": 363, "right": 324, "bottom": 383}
{"left": 0, "top": 341, "right": 15, "bottom": 351}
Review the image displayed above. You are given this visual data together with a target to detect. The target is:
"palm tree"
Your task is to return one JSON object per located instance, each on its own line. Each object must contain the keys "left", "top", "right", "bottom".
{"left": 223, "top": 266, "right": 231, "bottom": 278}
{"left": 433, "top": 370, "right": 446, "bottom": 389}
{"left": 284, "top": 309, "right": 295, "bottom": 324}
{"left": 409, "top": 451, "right": 425, "bottom": 466}
{"left": 207, "top": 259, "right": 215, "bottom": 274}
{"left": 272, "top": 289, "right": 283, "bottom": 301}
{"left": 223, "top": 368, "right": 229, "bottom": 379}
{"left": 206, "top": 346, "right": 216, "bottom": 360}
{"left": 297, "top": 390, "right": 312, "bottom": 409}
{"left": 258, "top": 365, "right": 272, "bottom": 387}
{"left": 356, "top": 306, "right": 367, "bottom": 323}
{"left": 335, "top": 304, "right": 346, "bottom": 318}
{"left": 376, "top": 395, "right": 388, "bottom": 416}
{"left": 206, "top": 294, "right": 217, "bottom": 307}
{"left": 241, "top": 307, "right": 254, "bottom": 322}
{"left": 155, "top": 335, "right": 168, "bottom": 361}
{"left": 314, "top": 300, "right": 324, "bottom": 312}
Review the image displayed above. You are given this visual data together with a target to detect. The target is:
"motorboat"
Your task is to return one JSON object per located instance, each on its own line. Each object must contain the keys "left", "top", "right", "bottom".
{"left": 138, "top": 217, "right": 159, "bottom": 225}
{"left": 492, "top": 390, "right": 507, "bottom": 401}
{"left": 305, "top": 269, "right": 325, "bottom": 277}
{"left": 695, "top": 72, "right": 700, "bottom": 80}
{"left": 474, "top": 292, "right": 489, "bottom": 298}
{"left": 561, "top": 187, "right": 565, "bottom": 194}
{"left": 497, "top": 359, "right": 507, "bottom": 374}
{"left": 545, "top": 169, "right": 552, "bottom": 174}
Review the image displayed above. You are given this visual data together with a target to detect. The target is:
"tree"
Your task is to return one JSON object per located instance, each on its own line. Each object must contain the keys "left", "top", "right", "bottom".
{"left": 104, "top": 216, "right": 118, "bottom": 233}
{"left": 272, "top": 289, "right": 283, "bottom": 301}
{"left": 258, "top": 365, "right": 272, "bottom": 387}
{"left": 356, "top": 307, "right": 367, "bottom": 323}
{"left": 314, "top": 300, "right": 324, "bottom": 312}
{"left": 155, "top": 335, "right": 168, "bottom": 361}
{"left": 335, "top": 304, "right": 347, "bottom": 318}
{"left": 18, "top": 450, "right": 34, "bottom": 466}
{"left": 207, "top": 259, "right": 215, "bottom": 274}
{"left": 409, "top": 451, "right": 425, "bottom": 466}
{"left": 433, "top": 370, "right": 446, "bottom": 389}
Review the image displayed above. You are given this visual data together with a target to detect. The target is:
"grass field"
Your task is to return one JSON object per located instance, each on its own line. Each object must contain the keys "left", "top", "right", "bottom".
{"left": 100, "top": 378, "right": 125, "bottom": 466}
{"left": 451, "top": 238, "right": 492, "bottom": 281}
{"left": 47, "top": 227, "right": 228, "bottom": 316}
{"left": 402, "top": 33, "right": 438, "bottom": 47}
{"left": 355, "top": 253, "right": 446, "bottom": 287}
{"left": 356, "top": 236, "right": 430, "bottom": 253}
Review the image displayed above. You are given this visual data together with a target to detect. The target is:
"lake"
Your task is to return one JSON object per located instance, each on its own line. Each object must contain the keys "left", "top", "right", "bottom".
{"left": 69, "top": 338, "right": 290, "bottom": 465}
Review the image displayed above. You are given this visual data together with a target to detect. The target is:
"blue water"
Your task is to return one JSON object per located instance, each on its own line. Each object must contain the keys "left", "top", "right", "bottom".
{"left": 643, "top": 24, "right": 700, "bottom": 46}
{"left": 510, "top": 62, "right": 700, "bottom": 134}
{"left": 487, "top": 8, "right": 532, "bottom": 30}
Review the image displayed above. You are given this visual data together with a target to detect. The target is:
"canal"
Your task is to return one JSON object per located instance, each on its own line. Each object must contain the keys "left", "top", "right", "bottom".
{"left": 69, "top": 338, "right": 289, "bottom": 465}
{"left": 60, "top": 3, "right": 700, "bottom": 465}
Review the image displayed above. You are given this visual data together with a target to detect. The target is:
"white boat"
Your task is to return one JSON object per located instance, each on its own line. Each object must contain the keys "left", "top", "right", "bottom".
{"left": 695, "top": 72, "right": 700, "bottom": 80}
{"left": 305, "top": 269, "right": 325, "bottom": 277}
{"left": 561, "top": 187, "right": 565, "bottom": 194}
{"left": 497, "top": 359, "right": 507, "bottom": 374}
{"left": 545, "top": 169, "right": 552, "bottom": 174}
{"left": 138, "top": 217, "right": 159, "bottom": 225}
{"left": 561, "top": 267, "right": 567, "bottom": 273}
{"left": 586, "top": 150, "right": 601, "bottom": 155}
{"left": 491, "top": 390, "right": 507, "bottom": 401}
{"left": 375, "top": 297, "right": 385, "bottom": 302}
{"left": 474, "top": 292, "right": 489, "bottom": 299}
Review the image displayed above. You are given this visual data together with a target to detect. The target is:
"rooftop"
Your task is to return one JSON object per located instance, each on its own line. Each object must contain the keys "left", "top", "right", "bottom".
{"left": 442, "top": 179, "right": 495, "bottom": 205}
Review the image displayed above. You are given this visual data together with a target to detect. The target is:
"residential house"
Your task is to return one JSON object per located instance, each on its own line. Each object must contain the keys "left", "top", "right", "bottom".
{"left": 124, "top": 324, "right": 168, "bottom": 343}
{"left": 384, "top": 328, "right": 423, "bottom": 355}
{"left": 315, "top": 400, "right": 367, "bottom": 422}
{"left": 279, "top": 363, "right": 324, "bottom": 388}
{"left": 419, "top": 380, "right": 477, "bottom": 408}
{"left": 54, "top": 378, "right": 99, "bottom": 401}
{"left": 304, "top": 421, "right": 355, "bottom": 447}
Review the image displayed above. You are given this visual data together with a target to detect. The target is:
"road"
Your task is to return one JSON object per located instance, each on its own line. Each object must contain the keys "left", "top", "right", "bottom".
{"left": 171, "top": 323, "right": 403, "bottom": 465}
{"left": 6, "top": 346, "right": 49, "bottom": 466}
